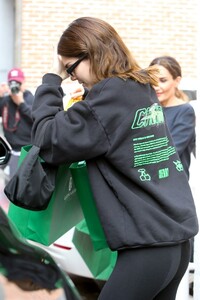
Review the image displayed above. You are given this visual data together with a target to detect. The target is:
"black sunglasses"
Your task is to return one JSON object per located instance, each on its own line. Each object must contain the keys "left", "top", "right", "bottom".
{"left": 66, "top": 55, "right": 87, "bottom": 76}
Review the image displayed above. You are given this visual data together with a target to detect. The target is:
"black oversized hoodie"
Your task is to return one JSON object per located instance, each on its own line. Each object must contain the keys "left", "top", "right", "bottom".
{"left": 31, "top": 74, "right": 198, "bottom": 251}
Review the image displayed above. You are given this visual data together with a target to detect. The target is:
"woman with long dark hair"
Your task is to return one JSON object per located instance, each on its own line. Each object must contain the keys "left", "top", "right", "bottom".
{"left": 149, "top": 56, "right": 196, "bottom": 179}
{"left": 31, "top": 17, "right": 198, "bottom": 300}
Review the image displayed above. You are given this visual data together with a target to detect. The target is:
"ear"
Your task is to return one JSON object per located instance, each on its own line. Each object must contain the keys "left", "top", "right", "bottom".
{"left": 175, "top": 76, "right": 181, "bottom": 87}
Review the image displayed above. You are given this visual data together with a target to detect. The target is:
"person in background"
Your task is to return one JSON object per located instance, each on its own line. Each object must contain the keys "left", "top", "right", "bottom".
{"left": 149, "top": 57, "right": 197, "bottom": 293}
{"left": 31, "top": 17, "right": 198, "bottom": 300}
{"left": 149, "top": 56, "right": 196, "bottom": 179}
{"left": 0, "top": 68, "right": 34, "bottom": 180}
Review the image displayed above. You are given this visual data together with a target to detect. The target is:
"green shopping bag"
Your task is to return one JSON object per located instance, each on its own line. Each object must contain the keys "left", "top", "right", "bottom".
{"left": 8, "top": 146, "right": 84, "bottom": 246}
{"left": 73, "top": 220, "right": 117, "bottom": 280}
{"left": 70, "top": 161, "right": 108, "bottom": 250}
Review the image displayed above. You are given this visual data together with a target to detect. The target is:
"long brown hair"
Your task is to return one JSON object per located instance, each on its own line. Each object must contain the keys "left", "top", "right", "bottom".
{"left": 58, "top": 17, "right": 158, "bottom": 86}
{"left": 149, "top": 56, "right": 189, "bottom": 101}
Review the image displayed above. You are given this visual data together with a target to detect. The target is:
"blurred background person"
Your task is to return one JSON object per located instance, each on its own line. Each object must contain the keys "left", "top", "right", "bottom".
{"left": 149, "top": 56, "right": 196, "bottom": 180}
{"left": 0, "top": 68, "right": 34, "bottom": 181}
{"left": 149, "top": 56, "right": 196, "bottom": 272}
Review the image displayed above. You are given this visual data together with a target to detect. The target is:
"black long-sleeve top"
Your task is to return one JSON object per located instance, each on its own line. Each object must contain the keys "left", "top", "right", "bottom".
{"left": 163, "top": 104, "right": 196, "bottom": 179}
{"left": 0, "top": 90, "right": 34, "bottom": 151}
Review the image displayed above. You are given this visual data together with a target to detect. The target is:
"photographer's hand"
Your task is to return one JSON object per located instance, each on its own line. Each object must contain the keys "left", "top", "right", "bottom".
{"left": 10, "top": 91, "right": 24, "bottom": 105}
{"left": 0, "top": 82, "right": 10, "bottom": 97}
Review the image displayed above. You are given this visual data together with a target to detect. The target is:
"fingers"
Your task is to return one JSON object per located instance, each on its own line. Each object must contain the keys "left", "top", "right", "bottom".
{"left": 0, "top": 82, "right": 10, "bottom": 97}
{"left": 70, "top": 86, "right": 84, "bottom": 99}
{"left": 10, "top": 92, "right": 24, "bottom": 105}
{"left": 51, "top": 45, "right": 68, "bottom": 80}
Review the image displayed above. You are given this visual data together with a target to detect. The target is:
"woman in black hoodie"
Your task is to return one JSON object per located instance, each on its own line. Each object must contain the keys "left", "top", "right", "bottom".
{"left": 31, "top": 17, "right": 198, "bottom": 300}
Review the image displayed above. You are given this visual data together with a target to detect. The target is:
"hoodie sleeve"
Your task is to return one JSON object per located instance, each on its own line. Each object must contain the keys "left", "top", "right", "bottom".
{"left": 31, "top": 73, "right": 110, "bottom": 165}
{"left": 168, "top": 104, "right": 195, "bottom": 156}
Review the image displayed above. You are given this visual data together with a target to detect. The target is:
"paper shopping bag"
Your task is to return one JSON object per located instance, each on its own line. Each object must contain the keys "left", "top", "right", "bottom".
{"left": 70, "top": 161, "right": 108, "bottom": 250}
{"left": 73, "top": 220, "right": 117, "bottom": 280}
{"left": 8, "top": 154, "right": 84, "bottom": 246}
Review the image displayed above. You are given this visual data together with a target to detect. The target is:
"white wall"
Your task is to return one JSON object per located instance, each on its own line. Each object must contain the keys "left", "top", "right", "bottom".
{"left": 0, "top": 0, "right": 15, "bottom": 82}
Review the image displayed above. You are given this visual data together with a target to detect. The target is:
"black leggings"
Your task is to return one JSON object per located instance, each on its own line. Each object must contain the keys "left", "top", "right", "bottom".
{"left": 98, "top": 241, "right": 191, "bottom": 300}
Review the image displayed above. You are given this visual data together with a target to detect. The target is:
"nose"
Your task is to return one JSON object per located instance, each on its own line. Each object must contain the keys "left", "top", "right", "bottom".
{"left": 153, "top": 85, "right": 161, "bottom": 91}
{"left": 70, "top": 74, "right": 77, "bottom": 81}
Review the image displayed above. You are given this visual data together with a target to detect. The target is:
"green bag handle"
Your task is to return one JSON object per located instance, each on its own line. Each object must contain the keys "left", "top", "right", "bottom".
{"left": 19, "top": 121, "right": 50, "bottom": 166}
{"left": 70, "top": 161, "right": 108, "bottom": 250}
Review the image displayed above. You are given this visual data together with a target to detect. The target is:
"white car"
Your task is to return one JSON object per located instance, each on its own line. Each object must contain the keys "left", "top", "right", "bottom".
{"left": 29, "top": 227, "right": 95, "bottom": 279}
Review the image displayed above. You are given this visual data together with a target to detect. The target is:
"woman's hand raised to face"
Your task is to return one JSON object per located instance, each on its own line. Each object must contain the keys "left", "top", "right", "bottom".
{"left": 51, "top": 46, "right": 68, "bottom": 80}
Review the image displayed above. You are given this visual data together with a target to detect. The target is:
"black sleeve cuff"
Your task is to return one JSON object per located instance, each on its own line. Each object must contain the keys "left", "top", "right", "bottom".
{"left": 42, "top": 73, "right": 63, "bottom": 86}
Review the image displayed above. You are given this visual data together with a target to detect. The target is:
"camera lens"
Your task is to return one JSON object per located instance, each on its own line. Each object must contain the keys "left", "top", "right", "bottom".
{"left": 11, "top": 86, "right": 20, "bottom": 94}
{"left": 9, "top": 81, "right": 21, "bottom": 94}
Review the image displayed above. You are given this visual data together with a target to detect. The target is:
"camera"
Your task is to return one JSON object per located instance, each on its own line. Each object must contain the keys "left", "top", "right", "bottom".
{"left": 9, "top": 81, "right": 21, "bottom": 94}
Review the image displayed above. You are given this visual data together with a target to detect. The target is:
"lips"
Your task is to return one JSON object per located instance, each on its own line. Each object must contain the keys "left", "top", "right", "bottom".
{"left": 156, "top": 93, "right": 162, "bottom": 97}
